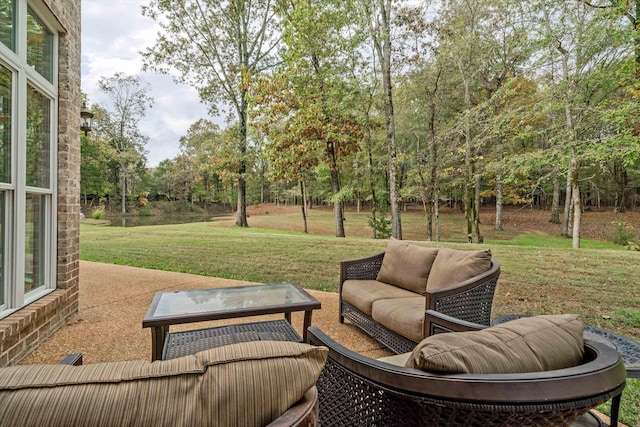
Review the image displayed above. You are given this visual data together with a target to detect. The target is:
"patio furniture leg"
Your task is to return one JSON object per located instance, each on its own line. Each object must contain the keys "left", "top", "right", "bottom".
{"left": 151, "top": 326, "right": 168, "bottom": 361}
{"left": 609, "top": 392, "right": 621, "bottom": 426}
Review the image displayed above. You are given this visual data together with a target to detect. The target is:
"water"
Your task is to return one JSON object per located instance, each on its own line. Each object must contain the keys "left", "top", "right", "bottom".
{"left": 100, "top": 213, "right": 230, "bottom": 227}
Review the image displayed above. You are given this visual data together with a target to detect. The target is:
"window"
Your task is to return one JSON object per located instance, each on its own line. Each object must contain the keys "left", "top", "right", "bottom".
{"left": 26, "top": 8, "right": 52, "bottom": 82}
{"left": 0, "top": 1, "right": 15, "bottom": 51}
{"left": 0, "top": 63, "right": 10, "bottom": 183}
{"left": 0, "top": 0, "right": 57, "bottom": 317}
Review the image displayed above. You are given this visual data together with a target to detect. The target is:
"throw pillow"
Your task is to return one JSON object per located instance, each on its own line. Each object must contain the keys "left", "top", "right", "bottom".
{"left": 426, "top": 248, "right": 492, "bottom": 291}
{"left": 405, "top": 314, "right": 584, "bottom": 374}
{"left": 376, "top": 238, "right": 439, "bottom": 295}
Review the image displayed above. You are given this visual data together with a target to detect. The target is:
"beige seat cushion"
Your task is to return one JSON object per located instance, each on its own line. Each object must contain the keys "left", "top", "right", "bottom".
{"left": 426, "top": 248, "right": 492, "bottom": 291}
{"left": 405, "top": 314, "right": 584, "bottom": 374}
{"left": 371, "top": 297, "right": 426, "bottom": 342}
{"left": 377, "top": 352, "right": 412, "bottom": 366}
{"left": 0, "top": 341, "right": 328, "bottom": 427}
{"left": 342, "top": 279, "right": 418, "bottom": 315}
{"left": 376, "top": 239, "right": 439, "bottom": 295}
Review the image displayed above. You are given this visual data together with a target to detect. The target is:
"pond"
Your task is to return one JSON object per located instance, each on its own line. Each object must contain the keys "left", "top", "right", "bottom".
{"left": 99, "top": 213, "right": 231, "bottom": 227}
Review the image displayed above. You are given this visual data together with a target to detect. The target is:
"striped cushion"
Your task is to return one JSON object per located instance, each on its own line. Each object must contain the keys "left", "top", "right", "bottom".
{"left": 0, "top": 341, "right": 327, "bottom": 427}
{"left": 405, "top": 314, "right": 584, "bottom": 374}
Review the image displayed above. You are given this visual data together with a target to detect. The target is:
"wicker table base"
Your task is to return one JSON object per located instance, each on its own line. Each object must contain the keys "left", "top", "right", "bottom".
{"left": 162, "top": 319, "right": 302, "bottom": 360}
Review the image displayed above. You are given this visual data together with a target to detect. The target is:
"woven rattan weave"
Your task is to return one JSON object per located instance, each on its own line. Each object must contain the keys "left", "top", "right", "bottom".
{"left": 307, "top": 326, "right": 626, "bottom": 427}
{"left": 162, "top": 319, "right": 301, "bottom": 360}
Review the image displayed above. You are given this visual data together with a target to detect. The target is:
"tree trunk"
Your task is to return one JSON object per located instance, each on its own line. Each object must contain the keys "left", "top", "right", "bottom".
{"left": 426, "top": 69, "right": 441, "bottom": 241}
{"left": 377, "top": 0, "right": 401, "bottom": 239}
{"left": 562, "top": 158, "right": 572, "bottom": 237}
{"left": 495, "top": 175, "right": 503, "bottom": 232}
{"left": 572, "top": 181, "right": 581, "bottom": 249}
{"left": 474, "top": 172, "right": 483, "bottom": 243}
{"left": 366, "top": 121, "right": 378, "bottom": 239}
{"left": 326, "top": 136, "right": 345, "bottom": 237}
{"left": 571, "top": 149, "right": 581, "bottom": 249}
{"left": 121, "top": 163, "right": 127, "bottom": 215}
{"left": 462, "top": 72, "right": 473, "bottom": 243}
{"left": 429, "top": 76, "right": 440, "bottom": 242}
{"left": 415, "top": 134, "right": 432, "bottom": 240}
{"left": 495, "top": 139, "right": 504, "bottom": 231}
{"left": 550, "top": 167, "right": 561, "bottom": 224}
{"left": 434, "top": 194, "right": 440, "bottom": 242}
{"left": 235, "top": 95, "right": 249, "bottom": 227}
{"left": 300, "top": 180, "right": 308, "bottom": 234}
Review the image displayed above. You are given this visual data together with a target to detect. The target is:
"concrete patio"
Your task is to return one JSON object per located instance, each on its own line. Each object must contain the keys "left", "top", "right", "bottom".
{"left": 20, "top": 261, "right": 390, "bottom": 365}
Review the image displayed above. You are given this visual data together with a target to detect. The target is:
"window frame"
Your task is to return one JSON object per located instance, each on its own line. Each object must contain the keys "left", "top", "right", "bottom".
{"left": 0, "top": 0, "right": 59, "bottom": 318}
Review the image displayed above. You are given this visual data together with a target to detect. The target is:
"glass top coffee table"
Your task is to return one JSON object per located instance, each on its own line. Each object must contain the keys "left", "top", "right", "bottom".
{"left": 142, "top": 282, "right": 321, "bottom": 361}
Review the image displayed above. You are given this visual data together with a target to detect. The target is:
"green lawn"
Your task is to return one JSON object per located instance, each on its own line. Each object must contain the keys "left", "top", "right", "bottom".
{"left": 80, "top": 209, "right": 640, "bottom": 425}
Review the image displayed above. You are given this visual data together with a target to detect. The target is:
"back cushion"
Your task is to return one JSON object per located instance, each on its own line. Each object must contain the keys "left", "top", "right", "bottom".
{"left": 426, "top": 248, "right": 492, "bottom": 291}
{"left": 0, "top": 341, "right": 328, "bottom": 427}
{"left": 405, "top": 314, "right": 584, "bottom": 374}
{"left": 376, "top": 239, "right": 439, "bottom": 295}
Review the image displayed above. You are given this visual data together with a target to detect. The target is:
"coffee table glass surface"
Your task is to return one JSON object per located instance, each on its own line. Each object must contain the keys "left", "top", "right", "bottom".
{"left": 146, "top": 283, "right": 316, "bottom": 322}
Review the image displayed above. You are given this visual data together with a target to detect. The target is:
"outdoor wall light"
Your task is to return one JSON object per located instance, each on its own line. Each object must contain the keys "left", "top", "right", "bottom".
{"left": 80, "top": 101, "right": 94, "bottom": 135}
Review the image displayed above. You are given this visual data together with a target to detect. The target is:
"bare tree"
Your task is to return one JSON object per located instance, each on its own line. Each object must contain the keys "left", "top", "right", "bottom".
{"left": 96, "top": 73, "right": 152, "bottom": 215}
{"left": 142, "top": 0, "right": 280, "bottom": 227}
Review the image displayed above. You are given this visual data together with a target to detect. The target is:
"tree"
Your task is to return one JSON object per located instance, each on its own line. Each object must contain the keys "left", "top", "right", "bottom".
{"left": 178, "top": 119, "right": 226, "bottom": 206}
{"left": 253, "top": 0, "right": 363, "bottom": 237}
{"left": 80, "top": 130, "right": 111, "bottom": 205}
{"left": 80, "top": 104, "right": 112, "bottom": 205}
{"left": 142, "top": 0, "right": 280, "bottom": 227}
{"left": 436, "top": 0, "right": 493, "bottom": 243}
{"left": 95, "top": 73, "right": 152, "bottom": 214}
{"left": 359, "top": 0, "right": 403, "bottom": 239}
{"left": 531, "top": 0, "right": 628, "bottom": 248}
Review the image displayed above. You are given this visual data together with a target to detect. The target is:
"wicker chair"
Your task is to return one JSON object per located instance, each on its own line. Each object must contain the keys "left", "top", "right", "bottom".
{"left": 307, "top": 319, "right": 626, "bottom": 427}
{"left": 339, "top": 251, "right": 501, "bottom": 354}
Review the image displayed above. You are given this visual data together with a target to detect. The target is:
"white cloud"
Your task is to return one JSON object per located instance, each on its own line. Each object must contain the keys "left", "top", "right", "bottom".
{"left": 81, "top": 0, "right": 218, "bottom": 167}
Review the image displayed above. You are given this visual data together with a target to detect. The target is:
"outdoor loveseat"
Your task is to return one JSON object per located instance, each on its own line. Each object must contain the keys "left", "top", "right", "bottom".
{"left": 340, "top": 239, "right": 501, "bottom": 353}
{"left": 308, "top": 312, "right": 626, "bottom": 427}
{"left": 0, "top": 341, "right": 327, "bottom": 427}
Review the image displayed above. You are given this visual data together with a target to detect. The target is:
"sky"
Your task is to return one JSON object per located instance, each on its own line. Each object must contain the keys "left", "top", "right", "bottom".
{"left": 81, "top": 0, "right": 217, "bottom": 167}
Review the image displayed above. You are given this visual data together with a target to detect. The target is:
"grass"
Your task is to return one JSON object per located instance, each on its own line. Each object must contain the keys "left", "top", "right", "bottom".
{"left": 80, "top": 206, "right": 640, "bottom": 426}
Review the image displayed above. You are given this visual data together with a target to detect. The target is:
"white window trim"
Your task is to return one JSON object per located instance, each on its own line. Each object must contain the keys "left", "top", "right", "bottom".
{"left": 0, "top": 0, "right": 59, "bottom": 318}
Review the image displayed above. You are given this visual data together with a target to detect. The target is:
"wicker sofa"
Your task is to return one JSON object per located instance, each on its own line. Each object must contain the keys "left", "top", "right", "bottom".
{"left": 340, "top": 240, "right": 501, "bottom": 353}
{"left": 308, "top": 312, "right": 627, "bottom": 427}
{"left": 0, "top": 341, "right": 327, "bottom": 427}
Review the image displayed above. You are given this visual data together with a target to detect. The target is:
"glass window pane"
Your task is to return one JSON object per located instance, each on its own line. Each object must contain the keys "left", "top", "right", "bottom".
{"left": 0, "top": 0, "right": 15, "bottom": 51}
{"left": 25, "top": 193, "right": 46, "bottom": 294}
{"left": 26, "top": 84, "right": 50, "bottom": 188}
{"left": 0, "top": 63, "right": 10, "bottom": 183}
{"left": 26, "top": 8, "right": 53, "bottom": 82}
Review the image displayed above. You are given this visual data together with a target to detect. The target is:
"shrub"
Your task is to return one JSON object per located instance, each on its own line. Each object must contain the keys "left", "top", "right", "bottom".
{"left": 91, "top": 208, "right": 104, "bottom": 220}
{"left": 138, "top": 206, "right": 154, "bottom": 216}
{"left": 368, "top": 215, "right": 391, "bottom": 239}
{"left": 608, "top": 220, "right": 637, "bottom": 246}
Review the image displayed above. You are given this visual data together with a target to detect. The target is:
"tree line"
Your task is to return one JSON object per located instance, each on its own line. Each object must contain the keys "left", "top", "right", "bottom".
{"left": 81, "top": 0, "right": 640, "bottom": 247}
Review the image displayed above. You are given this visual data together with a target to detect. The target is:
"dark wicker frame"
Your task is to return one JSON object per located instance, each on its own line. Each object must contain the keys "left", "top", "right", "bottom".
{"left": 339, "top": 251, "right": 501, "bottom": 353}
{"left": 60, "top": 354, "right": 319, "bottom": 427}
{"left": 307, "top": 325, "right": 626, "bottom": 427}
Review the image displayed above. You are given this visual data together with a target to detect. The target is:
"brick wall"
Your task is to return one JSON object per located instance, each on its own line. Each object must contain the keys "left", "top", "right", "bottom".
{"left": 0, "top": 0, "right": 81, "bottom": 367}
